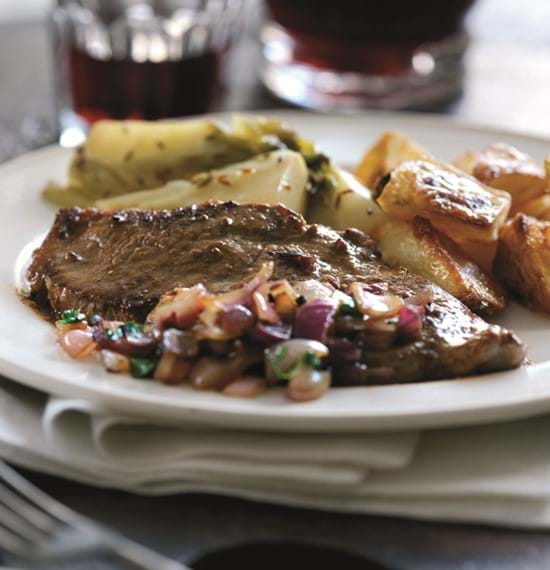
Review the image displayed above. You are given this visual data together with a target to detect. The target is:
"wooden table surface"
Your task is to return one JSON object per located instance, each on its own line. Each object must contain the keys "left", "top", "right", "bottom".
{"left": 2, "top": 1, "right": 550, "bottom": 568}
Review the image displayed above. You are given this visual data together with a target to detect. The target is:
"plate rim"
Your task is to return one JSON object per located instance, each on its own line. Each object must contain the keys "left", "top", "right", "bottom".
{"left": 5, "top": 108, "right": 550, "bottom": 169}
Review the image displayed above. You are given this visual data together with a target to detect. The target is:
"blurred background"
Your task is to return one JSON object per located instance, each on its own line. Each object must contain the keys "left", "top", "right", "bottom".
{"left": 0, "top": 0, "right": 549, "bottom": 162}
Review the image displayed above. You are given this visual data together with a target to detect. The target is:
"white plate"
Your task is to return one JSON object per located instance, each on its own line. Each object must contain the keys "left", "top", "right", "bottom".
{"left": 2, "top": 110, "right": 550, "bottom": 433}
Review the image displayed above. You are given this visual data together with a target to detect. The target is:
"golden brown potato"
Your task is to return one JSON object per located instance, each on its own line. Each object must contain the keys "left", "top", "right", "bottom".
{"left": 494, "top": 213, "right": 550, "bottom": 314}
{"left": 470, "top": 144, "right": 546, "bottom": 209}
{"left": 308, "top": 167, "right": 504, "bottom": 314}
{"left": 376, "top": 160, "right": 511, "bottom": 243}
{"left": 374, "top": 217, "right": 506, "bottom": 315}
{"left": 452, "top": 150, "right": 477, "bottom": 175}
{"left": 545, "top": 156, "right": 550, "bottom": 190}
{"left": 515, "top": 194, "right": 550, "bottom": 221}
{"left": 455, "top": 239, "right": 498, "bottom": 274}
{"left": 354, "top": 131, "right": 430, "bottom": 189}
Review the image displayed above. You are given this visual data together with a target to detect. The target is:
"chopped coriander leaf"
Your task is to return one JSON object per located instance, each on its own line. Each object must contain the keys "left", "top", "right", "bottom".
{"left": 267, "top": 347, "right": 324, "bottom": 381}
{"left": 304, "top": 152, "right": 333, "bottom": 196}
{"left": 266, "top": 346, "right": 300, "bottom": 381}
{"left": 305, "top": 152, "right": 330, "bottom": 170}
{"left": 261, "top": 137, "right": 288, "bottom": 152}
{"left": 105, "top": 327, "right": 124, "bottom": 342}
{"left": 122, "top": 321, "right": 145, "bottom": 337}
{"left": 61, "top": 309, "right": 86, "bottom": 324}
{"left": 302, "top": 351, "right": 322, "bottom": 370}
{"left": 130, "top": 357, "right": 157, "bottom": 379}
{"left": 105, "top": 321, "right": 145, "bottom": 342}
{"left": 338, "top": 299, "right": 362, "bottom": 317}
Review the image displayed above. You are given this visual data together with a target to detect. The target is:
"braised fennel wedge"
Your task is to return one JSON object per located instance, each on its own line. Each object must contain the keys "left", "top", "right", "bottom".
{"left": 43, "top": 115, "right": 334, "bottom": 210}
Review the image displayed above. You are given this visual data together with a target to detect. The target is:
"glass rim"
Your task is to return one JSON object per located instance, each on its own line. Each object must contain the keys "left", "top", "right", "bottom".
{"left": 54, "top": 0, "right": 247, "bottom": 62}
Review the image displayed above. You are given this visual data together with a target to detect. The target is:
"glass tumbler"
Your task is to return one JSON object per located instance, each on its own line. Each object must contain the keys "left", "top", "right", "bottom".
{"left": 262, "top": 0, "right": 476, "bottom": 111}
{"left": 51, "top": 0, "right": 245, "bottom": 146}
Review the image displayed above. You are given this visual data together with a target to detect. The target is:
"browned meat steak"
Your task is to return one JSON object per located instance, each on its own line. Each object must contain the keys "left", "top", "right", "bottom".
{"left": 27, "top": 202, "right": 525, "bottom": 383}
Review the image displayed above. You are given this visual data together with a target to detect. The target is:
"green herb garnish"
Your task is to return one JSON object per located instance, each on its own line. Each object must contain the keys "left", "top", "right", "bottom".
{"left": 304, "top": 152, "right": 333, "bottom": 196}
{"left": 130, "top": 357, "right": 157, "bottom": 379}
{"left": 338, "top": 298, "right": 362, "bottom": 317}
{"left": 61, "top": 309, "right": 86, "bottom": 324}
{"left": 261, "top": 135, "right": 289, "bottom": 152}
{"left": 122, "top": 321, "right": 145, "bottom": 338}
{"left": 104, "top": 321, "right": 145, "bottom": 342}
{"left": 305, "top": 152, "right": 330, "bottom": 171}
{"left": 105, "top": 327, "right": 124, "bottom": 342}
{"left": 267, "top": 346, "right": 298, "bottom": 381}
{"left": 267, "top": 346, "right": 324, "bottom": 381}
{"left": 302, "top": 351, "right": 322, "bottom": 370}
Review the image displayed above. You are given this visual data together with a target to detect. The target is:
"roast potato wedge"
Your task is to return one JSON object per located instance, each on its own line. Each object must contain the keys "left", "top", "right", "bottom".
{"left": 514, "top": 155, "right": 550, "bottom": 220}
{"left": 308, "top": 169, "right": 505, "bottom": 314}
{"left": 452, "top": 150, "right": 477, "bottom": 175}
{"left": 454, "top": 239, "right": 498, "bottom": 274}
{"left": 354, "top": 131, "right": 430, "bottom": 189}
{"left": 455, "top": 143, "right": 546, "bottom": 212}
{"left": 515, "top": 194, "right": 550, "bottom": 221}
{"left": 494, "top": 213, "right": 550, "bottom": 314}
{"left": 376, "top": 160, "right": 512, "bottom": 243}
{"left": 374, "top": 217, "right": 505, "bottom": 315}
{"left": 474, "top": 144, "right": 546, "bottom": 210}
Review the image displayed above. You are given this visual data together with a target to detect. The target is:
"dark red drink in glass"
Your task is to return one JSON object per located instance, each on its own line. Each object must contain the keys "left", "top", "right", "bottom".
{"left": 51, "top": 0, "right": 243, "bottom": 146}
{"left": 69, "top": 48, "right": 221, "bottom": 122}
{"left": 263, "top": 0, "right": 476, "bottom": 110}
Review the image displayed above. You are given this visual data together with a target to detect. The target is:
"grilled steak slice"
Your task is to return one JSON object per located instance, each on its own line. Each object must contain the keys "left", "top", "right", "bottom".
{"left": 27, "top": 202, "right": 525, "bottom": 383}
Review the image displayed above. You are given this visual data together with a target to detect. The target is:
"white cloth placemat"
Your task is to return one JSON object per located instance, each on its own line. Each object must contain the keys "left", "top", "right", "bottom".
{"left": 3, "top": 377, "right": 550, "bottom": 528}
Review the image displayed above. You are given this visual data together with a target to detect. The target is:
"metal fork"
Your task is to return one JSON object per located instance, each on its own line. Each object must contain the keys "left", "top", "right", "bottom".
{"left": 0, "top": 461, "right": 190, "bottom": 569}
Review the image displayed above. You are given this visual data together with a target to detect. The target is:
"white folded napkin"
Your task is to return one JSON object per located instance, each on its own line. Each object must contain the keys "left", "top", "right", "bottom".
{"left": 0, "top": 378, "right": 416, "bottom": 489}
{"left": 3, "top": 377, "right": 550, "bottom": 528}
